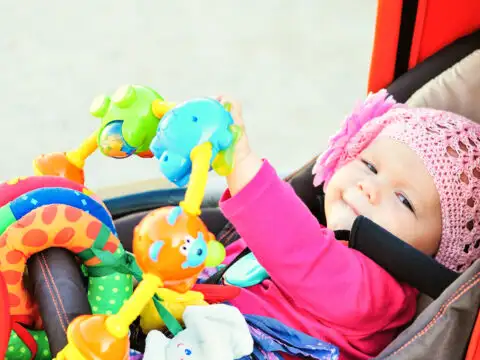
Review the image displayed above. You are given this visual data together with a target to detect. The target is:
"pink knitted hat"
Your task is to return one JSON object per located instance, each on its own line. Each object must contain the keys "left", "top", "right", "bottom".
{"left": 313, "top": 89, "right": 480, "bottom": 272}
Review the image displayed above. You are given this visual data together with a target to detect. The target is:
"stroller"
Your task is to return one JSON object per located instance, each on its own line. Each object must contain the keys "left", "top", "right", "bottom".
{"left": 109, "top": 1, "right": 480, "bottom": 358}
{"left": 6, "top": 0, "right": 480, "bottom": 359}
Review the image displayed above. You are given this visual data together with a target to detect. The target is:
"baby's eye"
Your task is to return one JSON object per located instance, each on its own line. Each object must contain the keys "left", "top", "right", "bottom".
{"left": 396, "top": 192, "right": 415, "bottom": 213}
{"left": 361, "top": 159, "right": 378, "bottom": 174}
{"left": 186, "top": 238, "right": 191, "bottom": 243}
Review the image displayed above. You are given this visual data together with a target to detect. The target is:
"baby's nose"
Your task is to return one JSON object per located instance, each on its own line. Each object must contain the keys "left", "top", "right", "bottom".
{"left": 357, "top": 180, "right": 380, "bottom": 204}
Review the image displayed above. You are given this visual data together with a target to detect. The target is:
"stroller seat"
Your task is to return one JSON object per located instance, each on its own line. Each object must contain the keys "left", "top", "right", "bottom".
{"left": 109, "top": 22, "right": 480, "bottom": 360}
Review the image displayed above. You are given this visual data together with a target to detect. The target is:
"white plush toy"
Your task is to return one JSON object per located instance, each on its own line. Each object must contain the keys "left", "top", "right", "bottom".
{"left": 143, "top": 304, "right": 254, "bottom": 360}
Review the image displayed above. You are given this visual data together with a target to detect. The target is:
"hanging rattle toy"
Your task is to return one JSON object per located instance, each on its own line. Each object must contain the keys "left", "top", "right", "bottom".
{"left": 32, "top": 84, "right": 176, "bottom": 185}
{"left": 54, "top": 96, "right": 242, "bottom": 360}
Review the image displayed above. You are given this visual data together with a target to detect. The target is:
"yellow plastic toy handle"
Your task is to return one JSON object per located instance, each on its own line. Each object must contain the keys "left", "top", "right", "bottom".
{"left": 212, "top": 124, "right": 244, "bottom": 176}
{"left": 105, "top": 273, "right": 163, "bottom": 339}
{"left": 179, "top": 142, "right": 213, "bottom": 216}
{"left": 66, "top": 130, "right": 99, "bottom": 169}
{"left": 55, "top": 343, "right": 85, "bottom": 360}
{"left": 152, "top": 99, "right": 177, "bottom": 119}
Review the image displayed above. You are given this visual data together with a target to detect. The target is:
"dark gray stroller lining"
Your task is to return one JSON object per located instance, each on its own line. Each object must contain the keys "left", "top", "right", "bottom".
{"left": 375, "top": 260, "right": 480, "bottom": 360}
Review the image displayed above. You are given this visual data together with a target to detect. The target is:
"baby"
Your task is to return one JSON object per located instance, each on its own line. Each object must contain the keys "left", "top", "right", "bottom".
{"left": 209, "top": 90, "right": 480, "bottom": 359}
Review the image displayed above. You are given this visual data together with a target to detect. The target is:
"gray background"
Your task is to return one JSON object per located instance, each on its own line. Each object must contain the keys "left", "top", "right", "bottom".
{"left": 0, "top": 1, "right": 377, "bottom": 192}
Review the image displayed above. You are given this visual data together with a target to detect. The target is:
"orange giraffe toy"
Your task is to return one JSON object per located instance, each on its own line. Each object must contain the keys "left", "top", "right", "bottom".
{"left": 55, "top": 206, "right": 226, "bottom": 359}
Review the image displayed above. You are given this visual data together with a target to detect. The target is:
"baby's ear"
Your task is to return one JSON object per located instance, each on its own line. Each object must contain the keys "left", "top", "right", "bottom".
{"left": 143, "top": 330, "right": 170, "bottom": 360}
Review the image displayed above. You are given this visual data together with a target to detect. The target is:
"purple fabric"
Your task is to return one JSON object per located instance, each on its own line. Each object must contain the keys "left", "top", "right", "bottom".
{"left": 240, "top": 314, "right": 339, "bottom": 359}
{"left": 129, "top": 349, "right": 143, "bottom": 359}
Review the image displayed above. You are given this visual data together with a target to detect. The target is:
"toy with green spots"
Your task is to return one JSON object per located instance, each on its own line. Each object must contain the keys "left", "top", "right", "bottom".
{"left": 33, "top": 84, "right": 176, "bottom": 185}
{"left": 87, "top": 273, "right": 133, "bottom": 315}
{"left": 6, "top": 332, "right": 51, "bottom": 360}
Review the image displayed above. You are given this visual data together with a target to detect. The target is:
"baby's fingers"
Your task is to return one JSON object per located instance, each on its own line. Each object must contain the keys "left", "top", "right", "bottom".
{"left": 214, "top": 95, "right": 244, "bottom": 126}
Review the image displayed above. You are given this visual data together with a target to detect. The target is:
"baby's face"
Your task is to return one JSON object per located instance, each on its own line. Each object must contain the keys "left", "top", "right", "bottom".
{"left": 324, "top": 136, "right": 442, "bottom": 256}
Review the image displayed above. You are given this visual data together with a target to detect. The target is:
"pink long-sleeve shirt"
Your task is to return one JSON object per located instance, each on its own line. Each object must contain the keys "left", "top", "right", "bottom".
{"left": 219, "top": 160, "right": 418, "bottom": 360}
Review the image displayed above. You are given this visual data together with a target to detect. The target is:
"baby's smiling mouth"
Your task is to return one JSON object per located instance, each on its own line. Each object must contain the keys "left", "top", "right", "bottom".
{"left": 342, "top": 197, "right": 361, "bottom": 216}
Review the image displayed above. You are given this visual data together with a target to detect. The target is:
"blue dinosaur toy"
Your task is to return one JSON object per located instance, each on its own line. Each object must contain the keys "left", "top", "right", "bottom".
{"left": 150, "top": 98, "right": 242, "bottom": 187}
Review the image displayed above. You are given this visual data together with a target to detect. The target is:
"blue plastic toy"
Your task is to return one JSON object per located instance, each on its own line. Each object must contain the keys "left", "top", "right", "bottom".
{"left": 223, "top": 252, "right": 269, "bottom": 288}
{"left": 150, "top": 98, "right": 242, "bottom": 188}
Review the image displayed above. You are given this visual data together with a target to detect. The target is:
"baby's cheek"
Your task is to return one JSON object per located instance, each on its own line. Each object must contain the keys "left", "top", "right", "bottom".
{"left": 325, "top": 201, "right": 356, "bottom": 231}
{"left": 409, "top": 229, "right": 441, "bottom": 256}
{"left": 324, "top": 184, "right": 341, "bottom": 215}
{"left": 368, "top": 208, "right": 407, "bottom": 239}
{"left": 381, "top": 215, "right": 429, "bottom": 252}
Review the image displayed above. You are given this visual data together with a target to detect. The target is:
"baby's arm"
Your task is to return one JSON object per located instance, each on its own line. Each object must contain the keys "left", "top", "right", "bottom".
{"left": 220, "top": 160, "right": 416, "bottom": 333}
{"left": 218, "top": 97, "right": 416, "bottom": 333}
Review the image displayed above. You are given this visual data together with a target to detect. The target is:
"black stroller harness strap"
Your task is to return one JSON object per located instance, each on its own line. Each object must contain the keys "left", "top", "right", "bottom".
{"left": 350, "top": 216, "right": 459, "bottom": 299}
{"left": 206, "top": 216, "right": 459, "bottom": 299}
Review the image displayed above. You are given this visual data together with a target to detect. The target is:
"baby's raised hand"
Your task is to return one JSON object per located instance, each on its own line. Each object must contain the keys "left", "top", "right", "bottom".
{"left": 215, "top": 95, "right": 251, "bottom": 165}
{"left": 215, "top": 95, "right": 262, "bottom": 196}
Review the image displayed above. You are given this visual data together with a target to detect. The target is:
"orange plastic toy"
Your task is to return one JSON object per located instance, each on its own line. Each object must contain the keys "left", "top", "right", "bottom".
{"left": 133, "top": 206, "right": 225, "bottom": 293}
{"left": 60, "top": 315, "right": 129, "bottom": 360}
{"left": 55, "top": 206, "right": 225, "bottom": 360}
{"left": 34, "top": 152, "right": 86, "bottom": 185}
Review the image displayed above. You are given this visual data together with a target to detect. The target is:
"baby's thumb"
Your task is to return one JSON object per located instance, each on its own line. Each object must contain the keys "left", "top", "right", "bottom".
{"left": 220, "top": 97, "right": 244, "bottom": 125}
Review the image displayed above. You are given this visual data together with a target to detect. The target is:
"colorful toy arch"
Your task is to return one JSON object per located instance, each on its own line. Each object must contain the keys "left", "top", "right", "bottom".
{"left": 0, "top": 176, "right": 136, "bottom": 359}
